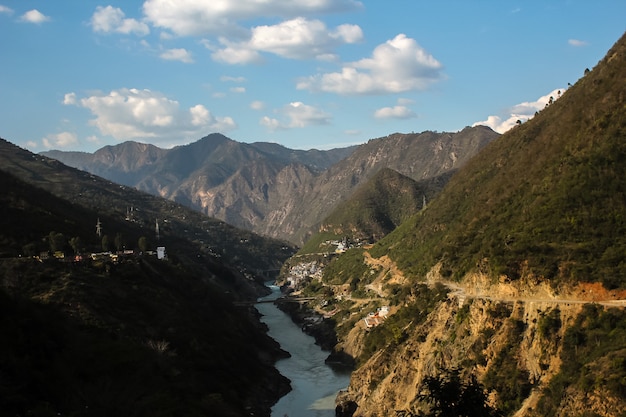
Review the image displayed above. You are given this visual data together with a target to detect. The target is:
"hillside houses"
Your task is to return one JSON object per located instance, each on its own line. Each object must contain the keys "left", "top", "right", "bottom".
{"left": 364, "top": 306, "right": 389, "bottom": 328}
{"left": 285, "top": 260, "right": 322, "bottom": 290}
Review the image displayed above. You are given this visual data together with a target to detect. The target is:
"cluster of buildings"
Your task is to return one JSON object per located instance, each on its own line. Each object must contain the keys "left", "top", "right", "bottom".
{"left": 364, "top": 306, "right": 390, "bottom": 328}
{"left": 38, "top": 247, "right": 167, "bottom": 263}
{"left": 284, "top": 260, "right": 322, "bottom": 290}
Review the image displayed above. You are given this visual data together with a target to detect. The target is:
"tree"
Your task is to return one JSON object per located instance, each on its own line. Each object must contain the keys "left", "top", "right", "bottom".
{"left": 69, "top": 236, "right": 84, "bottom": 255}
{"left": 418, "top": 368, "right": 502, "bottom": 417}
{"left": 138, "top": 236, "right": 148, "bottom": 253}
{"left": 48, "top": 231, "right": 66, "bottom": 253}
{"left": 102, "top": 235, "right": 111, "bottom": 252}
{"left": 114, "top": 233, "right": 125, "bottom": 251}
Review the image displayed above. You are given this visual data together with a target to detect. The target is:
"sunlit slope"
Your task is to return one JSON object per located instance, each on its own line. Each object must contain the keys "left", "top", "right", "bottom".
{"left": 373, "top": 32, "right": 626, "bottom": 288}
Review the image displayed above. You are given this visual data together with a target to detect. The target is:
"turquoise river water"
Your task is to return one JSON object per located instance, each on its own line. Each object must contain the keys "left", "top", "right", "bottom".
{"left": 256, "top": 285, "right": 352, "bottom": 417}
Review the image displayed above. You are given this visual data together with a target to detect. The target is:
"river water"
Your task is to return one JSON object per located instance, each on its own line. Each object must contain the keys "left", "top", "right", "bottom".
{"left": 256, "top": 285, "right": 351, "bottom": 417}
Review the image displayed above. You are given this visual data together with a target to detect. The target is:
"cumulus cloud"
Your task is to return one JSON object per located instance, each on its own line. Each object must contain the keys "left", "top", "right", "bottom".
{"left": 159, "top": 48, "right": 194, "bottom": 63}
{"left": 211, "top": 18, "right": 363, "bottom": 63}
{"left": 143, "top": 0, "right": 362, "bottom": 37}
{"left": 260, "top": 101, "right": 331, "bottom": 131}
{"left": 374, "top": 105, "right": 417, "bottom": 120}
{"left": 473, "top": 88, "right": 565, "bottom": 133}
{"left": 211, "top": 39, "right": 262, "bottom": 65}
{"left": 91, "top": 5, "right": 149, "bottom": 36}
{"left": 43, "top": 132, "right": 79, "bottom": 149}
{"left": 19, "top": 9, "right": 50, "bottom": 24}
{"left": 0, "top": 5, "right": 14, "bottom": 15}
{"left": 297, "top": 34, "right": 444, "bottom": 95}
{"left": 73, "top": 88, "right": 236, "bottom": 141}
{"left": 63, "top": 92, "right": 77, "bottom": 105}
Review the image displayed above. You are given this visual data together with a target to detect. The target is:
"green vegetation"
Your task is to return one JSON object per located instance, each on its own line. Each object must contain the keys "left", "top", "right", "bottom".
{"left": 483, "top": 318, "right": 532, "bottom": 415}
{"left": 320, "top": 168, "right": 428, "bottom": 241}
{"left": 537, "top": 307, "right": 562, "bottom": 339}
{"left": 534, "top": 304, "right": 626, "bottom": 416}
{"left": 359, "top": 283, "right": 448, "bottom": 363}
{"left": 370, "top": 33, "right": 626, "bottom": 289}
{"left": 298, "top": 231, "right": 346, "bottom": 255}
{"left": 417, "top": 368, "right": 503, "bottom": 417}
{"left": 322, "top": 248, "right": 369, "bottom": 285}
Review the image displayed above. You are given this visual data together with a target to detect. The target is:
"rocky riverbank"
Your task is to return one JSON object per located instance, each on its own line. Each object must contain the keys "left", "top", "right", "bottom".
{"left": 275, "top": 299, "right": 355, "bottom": 370}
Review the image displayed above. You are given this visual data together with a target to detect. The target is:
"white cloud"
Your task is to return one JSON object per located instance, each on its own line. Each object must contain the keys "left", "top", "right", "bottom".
{"left": 261, "top": 101, "right": 331, "bottom": 131}
{"left": 19, "top": 9, "right": 50, "bottom": 24}
{"left": 63, "top": 92, "right": 77, "bottom": 105}
{"left": 221, "top": 76, "right": 247, "bottom": 83}
{"left": 230, "top": 87, "right": 246, "bottom": 93}
{"left": 250, "top": 100, "right": 265, "bottom": 110}
{"left": 211, "top": 39, "right": 262, "bottom": 64}
{"left": 91, "top": 6, "right": 149, "bottom": 36}
{"left": 76, "top": 88, "right": 236, "bottom": 141}
{"left": 143, "top": 0, "right": 363, "bottom": 37}
{"left": 234, "top": 18, "right": 362, "bottom": 62}
{"left": 374, "top": 105, "right": 417, "bottom": 120}
{"left": 159, "top": 48, "right": 194, "bottom": 63}
{"left": 297, "top": 34, "right": 444, "bottom": 95}
{"left": 568, "top": 39, "right": 589, "bottom": 47}
{"left": 210, "top": 18, "right": 362, "bottom": 64}
{"left": 0, "top": 5, "right": 14, "bottom": 15}
{"left": 473, "top": 88, "right": 565, "bottom": 133}
{"left": 43, "top": 132, "right": 79, "bottom": 149}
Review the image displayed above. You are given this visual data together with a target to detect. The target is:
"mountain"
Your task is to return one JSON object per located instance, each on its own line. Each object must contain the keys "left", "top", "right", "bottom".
{"left": 0, "top": 138, "right": 297, "bottom": 416}
{"left": 277, "top": 126, "right": 499, "bottom": 245}
{"left": 375, "top": 38, "right": 626, "bottom": 289}
{"left": 299, "top": 32, "right": 626, "bottom": 416}
{"left": 297, "top": 168, "right": 453, "bottom": 255}
{"left": 43, "top": 127, "right": 498, "bottom": 245}
{"left": 2, "top": 138, "right": 296, "bottom": 284}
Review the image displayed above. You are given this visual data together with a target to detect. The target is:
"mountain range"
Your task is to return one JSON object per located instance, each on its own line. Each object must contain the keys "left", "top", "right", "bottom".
{"left": 6, "top": 23, "right": 625, "bottom": 417}
{"left": 43, "top": 126, "right": 498, "bottom": 245}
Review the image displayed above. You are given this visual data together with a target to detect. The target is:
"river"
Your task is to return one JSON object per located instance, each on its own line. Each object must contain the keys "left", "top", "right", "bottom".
{"left": 256, "top": 284, "right": 352, "bottom": 417}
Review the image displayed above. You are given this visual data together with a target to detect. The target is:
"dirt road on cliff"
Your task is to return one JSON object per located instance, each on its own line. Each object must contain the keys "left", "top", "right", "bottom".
{"left": 363, "top": 251, "right": 626, "bottom": 308}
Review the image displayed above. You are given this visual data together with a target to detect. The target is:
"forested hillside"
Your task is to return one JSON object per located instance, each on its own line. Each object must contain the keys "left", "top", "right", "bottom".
{"left": 373, "top": 32, "right": 626, "bottom": 289}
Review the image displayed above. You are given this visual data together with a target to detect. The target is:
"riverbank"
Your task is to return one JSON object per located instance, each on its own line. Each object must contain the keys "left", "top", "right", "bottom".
{"left": 274, "top": 297, "right": 356, "bottom": 369}
{"left": 256, "top": 285, "right": 352, "bottom": 416}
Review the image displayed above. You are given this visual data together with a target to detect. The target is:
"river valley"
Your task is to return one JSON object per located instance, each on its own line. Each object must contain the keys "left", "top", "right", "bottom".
{"left": 256, "top": 285, "right": 352, "bottom": 417}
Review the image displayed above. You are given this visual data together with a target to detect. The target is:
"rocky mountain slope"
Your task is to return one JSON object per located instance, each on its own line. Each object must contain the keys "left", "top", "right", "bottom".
{"left": 43, "top": 127, "right": 498, "bottom": 245}
{"left": 296, "top": 32, "right": 626, "bottom": 417}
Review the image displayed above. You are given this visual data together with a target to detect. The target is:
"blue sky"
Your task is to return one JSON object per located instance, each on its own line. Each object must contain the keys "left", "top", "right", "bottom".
{"left": 1, "top": 1, "right": 625, "bottom": 152}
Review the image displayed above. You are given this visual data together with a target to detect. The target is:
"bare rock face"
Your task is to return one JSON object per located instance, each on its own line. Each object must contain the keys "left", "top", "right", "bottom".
{"left": 41, "top": 127, "right": 498, "bottom": 245}
{"left": 336, "top": 268, "right": 625, "bottom": 417}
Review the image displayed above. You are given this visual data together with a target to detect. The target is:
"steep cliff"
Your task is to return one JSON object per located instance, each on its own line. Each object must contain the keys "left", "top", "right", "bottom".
{"left": 336, "top": 262, "right": 626, "bottom": 416}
